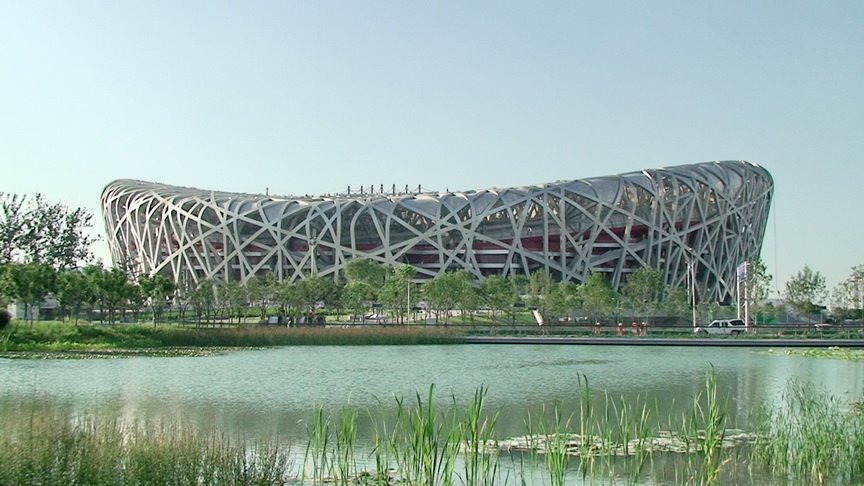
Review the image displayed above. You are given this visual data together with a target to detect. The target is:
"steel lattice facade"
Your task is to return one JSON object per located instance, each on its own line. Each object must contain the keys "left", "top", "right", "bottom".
{"left": 101, "top": 160, "right": 773, "bottom": 303}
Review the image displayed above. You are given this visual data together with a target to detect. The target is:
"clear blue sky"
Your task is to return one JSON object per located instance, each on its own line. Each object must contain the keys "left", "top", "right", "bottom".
{"left": 2, "top": 1, "right": 862, "bottom": 298}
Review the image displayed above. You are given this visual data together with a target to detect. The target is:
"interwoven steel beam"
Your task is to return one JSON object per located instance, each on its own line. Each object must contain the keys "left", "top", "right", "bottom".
{"left": 101, "top": 160, "right": 773, "bottom": 303}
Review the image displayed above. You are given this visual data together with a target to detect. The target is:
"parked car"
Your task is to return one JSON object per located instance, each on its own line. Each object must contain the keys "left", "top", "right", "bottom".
{"left": 365, "top": 313, "right": 388, "bottom": 324}
{"left": 694, "top": 319, "right": 746, "bottom": 335}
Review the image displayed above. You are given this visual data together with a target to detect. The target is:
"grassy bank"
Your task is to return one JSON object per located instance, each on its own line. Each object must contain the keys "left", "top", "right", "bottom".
{"left": 2, "top": 319, "right": 862, "bottom": 355}
{"left": 2, "top": 372, "right": 862, "bottom": 485}
{"left": 0, "top": 321, "right": 465, "bottom": 353}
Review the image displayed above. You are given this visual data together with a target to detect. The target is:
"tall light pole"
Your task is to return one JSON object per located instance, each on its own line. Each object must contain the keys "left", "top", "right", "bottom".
{"left": 687, "top": 258, "right": 697, "bottom": 328}
{"left": 309, "top": 238, "right": 317, "bottom": 277}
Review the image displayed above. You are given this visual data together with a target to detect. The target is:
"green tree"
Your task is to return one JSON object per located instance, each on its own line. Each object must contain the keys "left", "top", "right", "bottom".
{"left": 190, "top": 279, "right": 216, "bottom": 325}
{"left": 784, "top": 265, "right": 827, "bottom": 319}
{"left": 578, "top": 272, "right": 617, "bottom": 322}
{"left": 89, "top": 266, "right": 134, "bottom": 325}
{"left": 138, "top": 274, "right": 175, "bottom": 324}
{"left": 622, "top": 267, "right": 664, "bottom": 321}
{"left": 297, "top": 275, "right": 337, "bottom": 311}
{"left": 0, "top": 195, "right": 25, "bottom": 264}
{"left": 479, "top": 274, "right": 515, "bottom": 321}
{"left": 56, "top": 269, "right": 97, "bottom": 324}
{"left": 663, "top": 286, "right": 691, "bottom": 322}
{"left": 742, "top": 258, "right": 773, "bottom": 324}
{"left": 0, "top": 264, "right": 13, "bottom": 305}
{"left": 380, "top": 265, "right": 416, "bottom": 324}
{"left": 545, "top": 280, "right": 580, "bottom": 321}
{"left": 6, "top": 263, "right": 57, "bottom": 324}
{"left": 830, "top": 264, "right": 864, "bottom": 321}
{"left": 0, "top": 193, "right": 97, "bottom": 269}
{"left": 272, "top": 280, "right": 303, "bottom": 323}
{"left": 844, "top": 264, "right": 864, "bottom": 320}
{"left": 247, "top": 274, "right": 278, "bottom": 320}
{"left": 345, "top": 259, "right": 387, "bottom": 289}
{"left": 423, "top": 270, "right": 475, "bottom": 324}
{"left": 343, "top": 280, "right": 376, "bottom": 322}
{"left": 220, "top": 280, "right": 250, "bottom": 323}
{"left": 508, "top": 274, "right": 530, "bottom": 297}
{"left": 525, "top": 272, "right": 553, "bottom": 316}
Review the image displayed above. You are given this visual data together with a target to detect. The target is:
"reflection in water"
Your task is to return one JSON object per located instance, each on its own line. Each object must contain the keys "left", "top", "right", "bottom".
{"left": 1, "top": 345, "right": 863, "bottom": 444}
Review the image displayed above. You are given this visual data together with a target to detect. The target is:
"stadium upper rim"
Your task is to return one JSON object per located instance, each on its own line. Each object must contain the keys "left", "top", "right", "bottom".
{"left": 102, "top": 160, "right": 773, "bottom": 201}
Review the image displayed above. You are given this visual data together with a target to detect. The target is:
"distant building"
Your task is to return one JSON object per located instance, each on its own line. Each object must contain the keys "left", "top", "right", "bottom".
{"left": 7, "top": 296, "right": 59, "bottom": 321}
{"left": 101, "top": 160, "right": 773, "bottom": 303}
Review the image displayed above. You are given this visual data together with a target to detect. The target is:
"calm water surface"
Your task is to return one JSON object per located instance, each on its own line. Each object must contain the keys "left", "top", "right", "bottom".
{"left": 2, "top": 344, "right": 862, "bottom": 443}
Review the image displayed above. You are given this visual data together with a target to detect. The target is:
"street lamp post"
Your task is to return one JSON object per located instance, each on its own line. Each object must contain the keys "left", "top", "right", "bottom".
{"left": 309, "top": 238, "right": 317, "bottom": 277}
{"left": 687, "top": 258, "right": 697, "bottom": 328}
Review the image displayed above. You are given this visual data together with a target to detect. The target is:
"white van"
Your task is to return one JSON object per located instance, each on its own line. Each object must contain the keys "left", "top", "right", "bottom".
{"left": 694, "top": 319, "right": 746, "bottom": 335}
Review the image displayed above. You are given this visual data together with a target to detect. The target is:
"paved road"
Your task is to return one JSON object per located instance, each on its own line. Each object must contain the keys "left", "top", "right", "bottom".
{"left": 464, "top": 336, "right": 864, "bottom": 347}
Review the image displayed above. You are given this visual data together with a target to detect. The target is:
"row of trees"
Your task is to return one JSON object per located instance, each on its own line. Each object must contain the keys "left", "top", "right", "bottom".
{"left": 0, "top": 193, "right": 96, "bottom": 270}
{"left": 4, "top": 254, "right": 860, "bottom": 327}
{"left": 828, "top": 265, "right": 864, "bottom": 319}
{"left": 2, "top": 190, "right": 858, "bottom": 325}
{"left": 0, "top": 263, "right": 175, "bottom": 325}
{"left": 784, "top": 264, "right": 864, "bottom": 320}
{"left": 0, "top": 258, "right": 753, "bottom": 326}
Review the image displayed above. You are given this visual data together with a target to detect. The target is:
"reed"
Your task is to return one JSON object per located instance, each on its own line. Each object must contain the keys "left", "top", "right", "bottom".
{"left": 459, "top": 385, "right": 500, "bottom": 486}
{"left": 303, "top": 406, "right": 331, "bottom": 484}
{"left": 698, "top": 367, "right": 728, "bottom": 485}
{"left": 0, "top": 413, "right": 293, "bottom": 485}
{"left": 400, "top": 385, "right": 460, "bottom": 485}
{"left": 751, "top": 379, "right": 864, "bottom": 485}
{"left": 335, "top": 408, "right": 359, "bottom": 484}
{"left": 537, "top": 405, "right": 572, "bottom": 486}
{"left": 0, "top": 321, "right": 465, "bottom": 352}
{"left": 4, "top": 373, "right": 864, "bottom": 485}
{"left": 673, "top": 366, "right": 730, "bottom": 485}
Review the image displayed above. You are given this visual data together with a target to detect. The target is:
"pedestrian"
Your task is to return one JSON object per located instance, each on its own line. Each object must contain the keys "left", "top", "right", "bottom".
{"left": 594, "top": 321, "right": 601, "bottom": 336}
{"left": 617, "top": 321, "right": 624, "bottom": 336}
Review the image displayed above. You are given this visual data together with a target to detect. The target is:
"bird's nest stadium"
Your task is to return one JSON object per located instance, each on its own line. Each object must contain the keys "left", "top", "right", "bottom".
{"left": 101, "top": 160, "right": 772, "bottom": 303}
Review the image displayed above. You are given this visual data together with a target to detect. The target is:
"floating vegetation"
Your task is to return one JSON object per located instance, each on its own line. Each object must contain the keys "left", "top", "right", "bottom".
{"left": 490, "top": 429, "right": 756, "bottom": 457}
{"left": 795, "top": 346, "right": 864, "bottom": 360}
{"left": 0, "top": 346, "right": 255, "bottom": 360}
{"left": 2, "top": 369, "right": 864, "bottom": 485}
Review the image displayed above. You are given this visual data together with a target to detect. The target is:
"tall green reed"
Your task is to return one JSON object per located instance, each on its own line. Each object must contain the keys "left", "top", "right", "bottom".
{"left": 538, "top": 405, "right": 572, "bottom": 486}
{"left": 303, "top": 406, "right": 331, "bottom": 484}
{"left": 335, "top": 408, "right": 359, "bottom": 484}
{"left": 751, "top": 379, "right": 864, "bottom": 485}
{"left": 674, "top": 366, "right": 729, "bottom": 485}
{"left": 0, "top": 413, "right": 292, "bottom": 485}
{"left": 399, "top": 384, "right": 460, "bottom": 485}
{"left": 460, "top": 385, "right": 500, "bottom": 486}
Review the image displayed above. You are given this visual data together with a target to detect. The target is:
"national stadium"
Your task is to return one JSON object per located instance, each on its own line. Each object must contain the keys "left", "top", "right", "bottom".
{"left": 101, "top": 160, "right": 773, "bottom": 303}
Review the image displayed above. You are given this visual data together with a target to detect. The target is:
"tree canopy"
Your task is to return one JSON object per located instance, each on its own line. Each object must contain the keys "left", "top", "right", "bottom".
{"left": 0, "top": 193, "right": 97, "bottom": 269}
{"left": 784, "top": 265, "right": 827, "bottom": 316}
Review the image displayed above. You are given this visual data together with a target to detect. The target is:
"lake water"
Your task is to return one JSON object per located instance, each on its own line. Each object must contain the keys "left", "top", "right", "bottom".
{"left": 2, "top": 344, "right": 863, "bottom": 482}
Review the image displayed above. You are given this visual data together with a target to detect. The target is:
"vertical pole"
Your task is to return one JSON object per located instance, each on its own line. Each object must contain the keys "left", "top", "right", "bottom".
{"left": 736, "top": 272, "right": 741, "bottom": 320}
{"left": 743, "top": 262, "right": 750, "bottom": 330}
{"left": 690, "top": 260, "right": 697, "bottom": 328}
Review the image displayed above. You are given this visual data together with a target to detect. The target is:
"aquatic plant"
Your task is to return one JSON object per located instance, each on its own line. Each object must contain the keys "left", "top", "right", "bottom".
{"left": 2, "top": 372, "right": 863, "bottom": 485}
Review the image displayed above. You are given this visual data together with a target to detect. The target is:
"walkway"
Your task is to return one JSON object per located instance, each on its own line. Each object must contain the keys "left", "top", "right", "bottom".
{"left": 464, "top": 336, "right": 864, "bottom": 347}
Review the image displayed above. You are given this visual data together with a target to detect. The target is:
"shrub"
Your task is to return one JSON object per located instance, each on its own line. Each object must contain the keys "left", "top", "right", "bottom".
{"left": 0, "top": 309, "right": 10, "bottom": 329}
